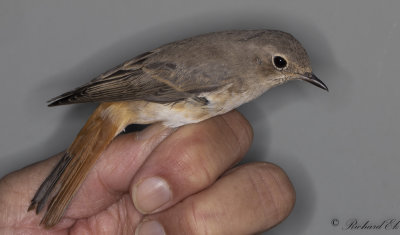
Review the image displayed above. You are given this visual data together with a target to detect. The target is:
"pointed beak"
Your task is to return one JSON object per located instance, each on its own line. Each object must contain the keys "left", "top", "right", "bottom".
{"left": 298, "top": 72, "right": 329, "bottom": 91}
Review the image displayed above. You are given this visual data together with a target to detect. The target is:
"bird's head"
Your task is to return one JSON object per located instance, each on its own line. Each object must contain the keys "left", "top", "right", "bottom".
{"left": 250, "top": 30, "right": 328, "bottom": 91}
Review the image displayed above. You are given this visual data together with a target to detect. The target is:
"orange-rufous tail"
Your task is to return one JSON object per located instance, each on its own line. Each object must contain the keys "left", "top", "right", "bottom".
{"left": 28, "top": 102, "right": 130, "bottom": 228}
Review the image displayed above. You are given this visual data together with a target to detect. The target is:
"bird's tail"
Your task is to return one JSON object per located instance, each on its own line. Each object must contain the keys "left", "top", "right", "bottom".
{"left": 28, "top": 103, "right": 126, "bottom": 228}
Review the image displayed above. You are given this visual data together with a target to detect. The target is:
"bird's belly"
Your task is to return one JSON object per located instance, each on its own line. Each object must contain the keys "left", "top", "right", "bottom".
{"left": 112, "top": 90, "right": 252, "bottom": 128}
{"left": 159, "top": 91, "right": 251, "bottom": 127}
{"left": 158, "top": 103, "right": 212, "bottom": 127}
{"left": 117, "top": 100, "right": 212, "bottom": 128}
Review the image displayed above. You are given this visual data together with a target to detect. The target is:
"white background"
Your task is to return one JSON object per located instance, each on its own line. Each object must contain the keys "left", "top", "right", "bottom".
{"left": 1, "top": 1, "right": 400, "bottom": 234}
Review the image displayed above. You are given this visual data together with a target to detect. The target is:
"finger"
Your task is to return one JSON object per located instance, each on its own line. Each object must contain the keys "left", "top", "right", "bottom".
{"left": 130, "top": 110, "right": 253, "bottom": 214}
{"left": 136, "top": 162, "right": 295, "bottom": 235}
{"left": 64, "top": 123, "right": 175, "bottom": 218}
{"left": 0, "top": 153, "right": 63, "bottom": 227}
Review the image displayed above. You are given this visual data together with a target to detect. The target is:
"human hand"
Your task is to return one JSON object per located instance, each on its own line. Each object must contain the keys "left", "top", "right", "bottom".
{"left": 0, "top": 111, "right": 295, "bottom": 234}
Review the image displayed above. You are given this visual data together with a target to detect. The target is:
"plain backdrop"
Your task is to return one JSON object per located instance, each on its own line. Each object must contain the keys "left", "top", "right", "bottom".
{"left": 1, "top": 1, "right": 400, "bottom": 234}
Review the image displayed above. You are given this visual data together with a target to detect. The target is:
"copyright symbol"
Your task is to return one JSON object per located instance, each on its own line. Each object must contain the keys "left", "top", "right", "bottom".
{"left": 331, "top": 218, "right": 339, "bottom": 226}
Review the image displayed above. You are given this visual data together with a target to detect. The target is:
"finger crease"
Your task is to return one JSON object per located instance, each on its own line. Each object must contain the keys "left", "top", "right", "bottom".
{"left": 219, "top": 116, "right": 242, "bottom": 163}
{"left": 263, "top": 168, "right": 285, "bottom": 221}
{"left": 95, "top": 169, "right": 121, "bottom": 198}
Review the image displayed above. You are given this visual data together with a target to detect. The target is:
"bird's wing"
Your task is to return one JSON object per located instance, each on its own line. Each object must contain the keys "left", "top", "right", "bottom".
{"left": 47, "top": 50, "right": 225, "bottom": 107}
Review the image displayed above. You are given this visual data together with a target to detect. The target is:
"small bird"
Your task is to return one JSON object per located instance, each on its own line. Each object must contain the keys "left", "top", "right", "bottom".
{"left": 28, "top": 29, "right": 328, "bottom": 228}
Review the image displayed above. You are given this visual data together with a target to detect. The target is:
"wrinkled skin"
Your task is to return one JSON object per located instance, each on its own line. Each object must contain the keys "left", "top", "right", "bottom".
{"left": 0, "top": 111, "right": 295, "bottom": 234}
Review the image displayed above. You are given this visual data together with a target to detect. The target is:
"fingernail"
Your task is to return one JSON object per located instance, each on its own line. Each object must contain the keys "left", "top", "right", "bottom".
{"left": 135, "top": 220, "right": 165, "bottom": 235}
{"left": 132, "top": 177, "right": 172, "bottom": 213}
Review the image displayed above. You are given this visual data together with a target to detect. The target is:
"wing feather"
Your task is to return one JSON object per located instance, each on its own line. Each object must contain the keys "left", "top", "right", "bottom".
{"left": 48, "top": 51, "right": 193, "bottom": 106}
{"left": 48, "top": 38, "right": 234, "bottom": 106}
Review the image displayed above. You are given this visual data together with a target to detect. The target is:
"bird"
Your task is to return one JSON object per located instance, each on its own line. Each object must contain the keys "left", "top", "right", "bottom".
{"left": 28, "top": 29, "right": 328, "bottom": 228}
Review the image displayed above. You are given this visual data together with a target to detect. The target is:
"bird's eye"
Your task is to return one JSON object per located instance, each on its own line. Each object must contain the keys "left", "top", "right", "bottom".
{"left": 273, "top": 56, "right": 287, "bottom": 70}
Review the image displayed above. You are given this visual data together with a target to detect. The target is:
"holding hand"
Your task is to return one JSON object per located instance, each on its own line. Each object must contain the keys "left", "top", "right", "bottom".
{"left": 0, "top": 111, "right": 295, "bottom": 234}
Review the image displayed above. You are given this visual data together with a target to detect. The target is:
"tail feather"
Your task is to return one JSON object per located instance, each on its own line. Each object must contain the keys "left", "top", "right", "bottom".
{"left": 29, "top": 103, "right": 127, "bottom": 228}
{"left": 28, "top": 153, "right": 72, "bottom": 213}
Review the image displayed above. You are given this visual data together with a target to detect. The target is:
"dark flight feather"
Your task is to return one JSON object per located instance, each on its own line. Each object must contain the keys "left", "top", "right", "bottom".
{"left": 47, "top": 40, "right": 233, "bottom": 107}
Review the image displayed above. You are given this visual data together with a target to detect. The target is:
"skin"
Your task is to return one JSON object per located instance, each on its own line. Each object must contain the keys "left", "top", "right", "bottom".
{"left": 0, "top": 111, "right": 295, "bottom": 234}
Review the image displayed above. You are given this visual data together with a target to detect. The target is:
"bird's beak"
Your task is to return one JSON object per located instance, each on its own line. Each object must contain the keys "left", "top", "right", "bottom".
{"left": 297, "top": 72, "right": 329, "bottom": 91}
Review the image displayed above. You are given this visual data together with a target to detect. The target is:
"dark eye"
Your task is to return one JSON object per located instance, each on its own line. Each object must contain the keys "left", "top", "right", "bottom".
{"left": 273, "top": 56, "right": 287, "bottom": 69}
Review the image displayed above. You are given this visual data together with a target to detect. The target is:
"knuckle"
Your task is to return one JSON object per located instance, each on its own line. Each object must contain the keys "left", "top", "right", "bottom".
{"left": 171, "top": 142, "right": 215, "bottom": 187}
{"left": 221, "top": 111, "right": 253, "bottom": 156}
{"left": 235, "top": 112, "right": 254, "bottom": 149}
{"left": 179, "top": 200, "right": 209, "bottom": 235}
{"left": 245, "top": 163, "right": 295, "bottom": 222}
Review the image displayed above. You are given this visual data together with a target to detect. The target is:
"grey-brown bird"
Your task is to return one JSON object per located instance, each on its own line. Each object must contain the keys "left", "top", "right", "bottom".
{"left": 28, "top": 29, "right": 328, "bottom": 228}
